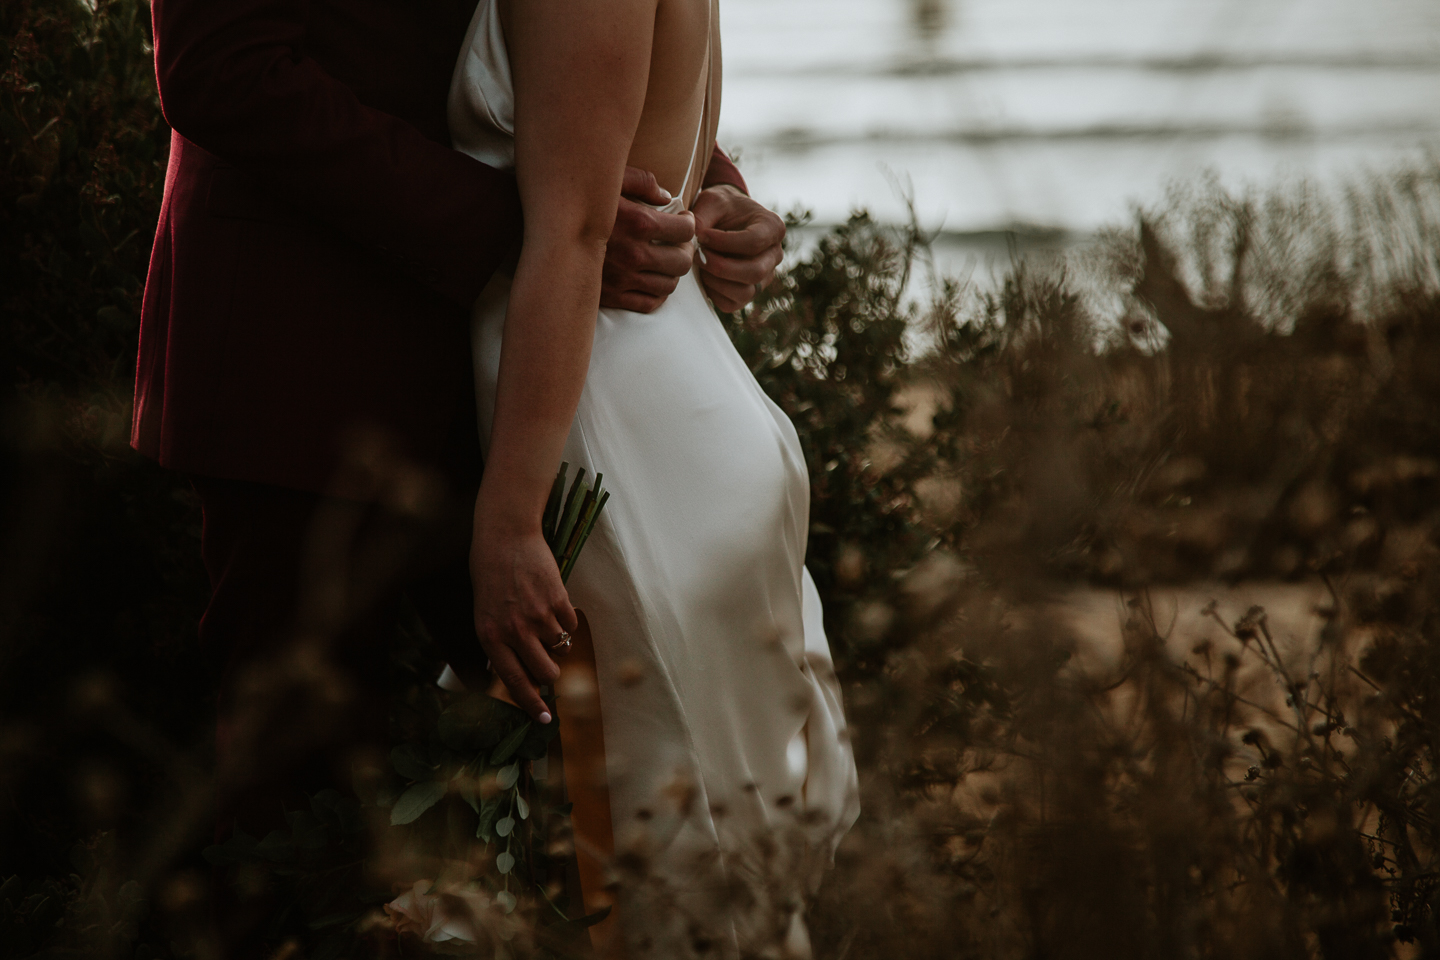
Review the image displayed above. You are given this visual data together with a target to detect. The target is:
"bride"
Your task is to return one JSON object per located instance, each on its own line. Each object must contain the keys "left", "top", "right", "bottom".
{"left": 448, "top": 0, "right": 859, "bottom": 952}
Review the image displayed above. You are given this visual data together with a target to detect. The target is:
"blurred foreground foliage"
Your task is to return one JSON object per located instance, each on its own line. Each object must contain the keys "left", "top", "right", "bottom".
{"left": 4, "top": 0, "right": 211, "bottom": 955}
{"left": 7, "top": 0, "right": 1440, "bottom": 957}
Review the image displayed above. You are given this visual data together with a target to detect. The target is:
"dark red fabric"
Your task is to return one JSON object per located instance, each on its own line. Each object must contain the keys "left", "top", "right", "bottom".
{"left": 133, "top": 0, "right": 535, "bottom": 492}
{"left": 131, "top": 0, "right": 749, "bottom": 495}
{"left": 704, "top": 146, "right": 746, "bottom": 195}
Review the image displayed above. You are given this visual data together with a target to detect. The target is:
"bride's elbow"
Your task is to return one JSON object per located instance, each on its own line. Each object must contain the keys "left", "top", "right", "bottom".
{"left": 523, "top": 216, "right": 614, "bottom": 264}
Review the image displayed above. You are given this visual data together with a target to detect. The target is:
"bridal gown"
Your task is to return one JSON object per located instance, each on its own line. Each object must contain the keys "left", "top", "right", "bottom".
{"left": 448, "top": 1, "right": 859, "bottom": 953}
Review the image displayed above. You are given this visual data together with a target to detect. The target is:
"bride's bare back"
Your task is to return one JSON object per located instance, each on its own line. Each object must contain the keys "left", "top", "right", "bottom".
{"left": 500, "top": 0, "right": 716, "bottom": 203}
{"left": 629, "top": 0, "right": 717, "bottom": 201}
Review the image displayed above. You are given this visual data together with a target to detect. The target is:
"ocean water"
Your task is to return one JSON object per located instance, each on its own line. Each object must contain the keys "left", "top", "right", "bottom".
{"left": 718, "top": 0, "right": 1440, "bottom": 271}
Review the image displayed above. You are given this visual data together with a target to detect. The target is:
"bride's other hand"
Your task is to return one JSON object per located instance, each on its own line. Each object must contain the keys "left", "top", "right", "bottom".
{"left": 693, "top": 185, "right": 786, "bottom": 313}
{"left": 469, "top": 514, "right": 576, "bottom": 724}
{"left": 599, "top": 166, "right": 698, "bottom": 314}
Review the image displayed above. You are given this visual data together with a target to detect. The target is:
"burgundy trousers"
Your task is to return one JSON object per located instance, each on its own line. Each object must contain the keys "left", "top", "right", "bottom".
{"left": 191, "top": 473, "right": 485, "bottom": 956}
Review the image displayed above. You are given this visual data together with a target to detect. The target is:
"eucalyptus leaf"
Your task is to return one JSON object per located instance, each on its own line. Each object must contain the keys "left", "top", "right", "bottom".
{"left": 459, "top": 779, "right": 479, "bottom": 815}
{"left": 391, "top": 744, "right": 435, "bottom": 782}
{"left": 486, "top": 694, "right": 532, "bottom": 728}
{"left": 437, "top": 698, "right": 500, "bottom": 751}
{"left": 497, "top": 762, "right": 520, "bottom": 790}
{"left": 496, "top": 889, "right": 517, "bottom": 914}
{"left": 476, "top": 795, "right": 503, "bottom": 842}
{"left": 310, "top": 788, "right": 343, "bottom": 817}
{"left": 496, "top": 851, "right": 516, "bottom": 874}
{"left": 202, "top": 830, "right": 259, "bottom": 866}
{"left": 333, "top": 796, "right": 363, "bottom": 833}
{"left": 255, "top": 830, "right": 296, "bottom": 863}
{"left": 200, "top": 845, "right": 237, "bottom": 866}
{"left": 390, "top": 780, "right": 446, "bottom": 826}
{"left": 495, "top": 816, "right": 515, "bottom": 838}
{"left": 518, "top": 719, "right": 559, "bottom": 760}
{"left": 374, "top": 779, "right": 401, "bottom": 809}
{"left": 490, "top": 722, "right": 532, "bottom": 766}
{"left": 516, "top": 794, "right": 530, "bottom": 820}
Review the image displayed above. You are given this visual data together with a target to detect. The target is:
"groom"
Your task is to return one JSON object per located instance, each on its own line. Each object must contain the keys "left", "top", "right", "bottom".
{"left": 132, "top": 0, "right": 783, "bottom": 950}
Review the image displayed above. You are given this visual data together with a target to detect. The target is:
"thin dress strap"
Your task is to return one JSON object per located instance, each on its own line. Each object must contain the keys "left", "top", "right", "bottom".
{"left": 679, "top": 0, "right": 717, "bottom": 205}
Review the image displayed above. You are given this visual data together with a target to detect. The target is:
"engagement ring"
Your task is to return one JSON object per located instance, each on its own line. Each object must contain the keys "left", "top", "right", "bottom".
{"left": 550, "top": 630, "right": 572, "bottom": 654}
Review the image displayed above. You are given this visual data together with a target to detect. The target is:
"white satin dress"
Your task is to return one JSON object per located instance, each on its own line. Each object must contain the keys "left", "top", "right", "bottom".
{"left": 448, "top": 2, "right": 859, "bottom": 954}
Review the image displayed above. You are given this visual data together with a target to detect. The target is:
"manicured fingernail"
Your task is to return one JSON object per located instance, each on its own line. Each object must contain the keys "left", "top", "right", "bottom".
{"left": 657, "top": 186, "right": 672, "bottom": 201}
{"left": 697, "top": 246, "right": 708, "bottom": 265}
{"left": 539, "top": 711, "right": 553, "bottom": 724}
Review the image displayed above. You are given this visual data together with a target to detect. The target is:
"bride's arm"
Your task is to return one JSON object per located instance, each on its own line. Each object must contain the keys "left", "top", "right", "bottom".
{"left": 470, "top": 0, "right": 658, "bottom": 722}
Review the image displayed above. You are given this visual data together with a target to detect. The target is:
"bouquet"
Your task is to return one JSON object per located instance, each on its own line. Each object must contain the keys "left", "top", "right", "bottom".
{"left": 380, "top": 463, "right": 615, "bottom": 951}
{"left": 542, "top": 462, "right": 609, "bottom": 583}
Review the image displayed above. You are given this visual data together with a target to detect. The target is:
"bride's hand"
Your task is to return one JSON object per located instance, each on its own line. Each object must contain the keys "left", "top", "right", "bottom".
{"left": 470, "top": 516, "right": 577, "bottom": 724}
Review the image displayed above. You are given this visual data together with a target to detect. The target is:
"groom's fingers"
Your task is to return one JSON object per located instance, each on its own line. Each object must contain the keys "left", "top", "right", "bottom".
{"left": 607, "top": 227, "right": 694, "bottom": 276}
{"left": 602, "top": 204, "right": 696, "bottom": 312}
{"left": 701, "top": 274, "right": 757, "bottom": 314}
{"left": 602, "top": 290, "right": 665, "bottom": 313}
{"left": 621, "top": 165, "right": 673, "bottom": 207}
{"left": 600, "top": 259, "right": 681, "bottom": 313}
{"left": 692, "top": 187, "right": 786, "bottom": 255}
{"left": 699, "top": 244, "right": 784, "bottom": 287}
{"left": 691, "top": 188, "right": 785, "bottom": 313}
{"left": 613, "top": 200, "right": 695, "bottom": 250}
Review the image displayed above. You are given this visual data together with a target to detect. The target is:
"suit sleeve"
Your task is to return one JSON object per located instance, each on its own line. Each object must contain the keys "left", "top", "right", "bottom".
{"left": 703, "top": 144, "right": 748, "bottom": 194}
{"left": 151, "top": 0, "right": 521, "bottom": 308}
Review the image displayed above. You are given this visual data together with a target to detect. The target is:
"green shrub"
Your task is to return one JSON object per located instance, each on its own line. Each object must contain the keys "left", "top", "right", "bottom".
{"left": 2, "top": 0, "right": 166, "bottom": 404}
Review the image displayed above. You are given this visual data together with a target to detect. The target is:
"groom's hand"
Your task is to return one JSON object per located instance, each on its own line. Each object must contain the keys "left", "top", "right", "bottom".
{"left": 692, "top": 185, "right": 786, "bottom": 313}
{"left": 600, "top": 167, "right": 698, "bottom": 313}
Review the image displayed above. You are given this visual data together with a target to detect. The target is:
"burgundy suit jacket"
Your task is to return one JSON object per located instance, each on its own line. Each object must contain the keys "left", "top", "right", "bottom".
{"left": 133, "top": 0, "right": 747, "bottom": 494}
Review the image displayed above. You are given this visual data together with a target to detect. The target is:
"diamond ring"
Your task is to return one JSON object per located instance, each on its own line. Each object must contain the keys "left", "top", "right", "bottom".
{"left": 549, "top": 630, "right": 573, "bottom": 654}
